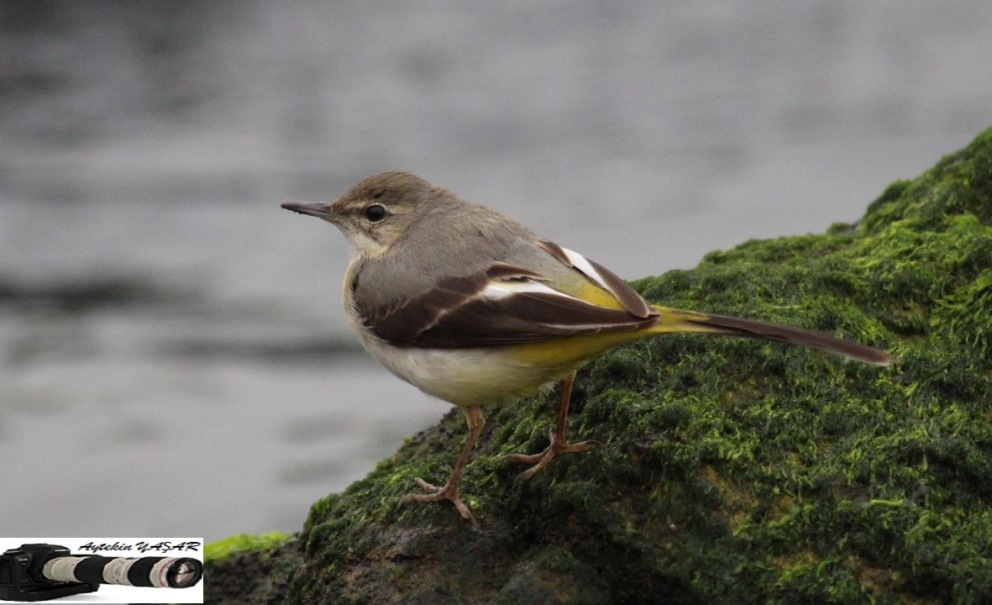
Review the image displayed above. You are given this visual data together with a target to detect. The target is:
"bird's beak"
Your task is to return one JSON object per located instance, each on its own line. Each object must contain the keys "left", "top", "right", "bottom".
{"left": 281, "top": 202, "right": 337, "bottom": 222}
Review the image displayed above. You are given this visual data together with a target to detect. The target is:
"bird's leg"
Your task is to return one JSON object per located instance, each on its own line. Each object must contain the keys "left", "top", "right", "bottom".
{"left": 399, "top": 406, "right": 485, "bottom": 526}
{"left": 502, "top": 371, "right": 596, "bottom": 483}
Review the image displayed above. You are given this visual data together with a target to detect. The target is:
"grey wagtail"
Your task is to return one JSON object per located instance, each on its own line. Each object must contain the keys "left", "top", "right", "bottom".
{"left": 282, "top": 171, "right": 891, "bottom": 526}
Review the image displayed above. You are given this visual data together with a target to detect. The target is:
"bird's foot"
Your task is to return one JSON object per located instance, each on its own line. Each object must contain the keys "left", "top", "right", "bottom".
{"left": 399, "top": 477, "right": 478, "bottom": 527}
{"left": 502, "top": 429, "right": 598, "bottom": 483}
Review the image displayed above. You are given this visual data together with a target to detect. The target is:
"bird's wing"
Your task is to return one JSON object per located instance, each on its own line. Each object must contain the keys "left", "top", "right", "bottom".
{"left": 534, "top": 239, "right": 652, "bottom": 318}
{"left": 356, "top": 244, "right": 658, "bottom": 349}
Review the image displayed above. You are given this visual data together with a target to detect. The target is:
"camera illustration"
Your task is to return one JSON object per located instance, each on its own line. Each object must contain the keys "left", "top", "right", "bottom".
{"left": 0, "top": 543, "right": 202, "bottom": 602}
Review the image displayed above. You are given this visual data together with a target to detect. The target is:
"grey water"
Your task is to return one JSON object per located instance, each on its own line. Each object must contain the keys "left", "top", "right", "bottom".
{"left": 1, "top": 1, "right": 989, "bottom": 542}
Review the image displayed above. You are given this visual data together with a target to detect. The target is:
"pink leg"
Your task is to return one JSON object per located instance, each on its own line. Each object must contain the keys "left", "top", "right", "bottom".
{"left": 399, "top": 406, "right": 485, "bottom": 526}
{"left": 502, "top": 371, "right": 596, "bottom": 483}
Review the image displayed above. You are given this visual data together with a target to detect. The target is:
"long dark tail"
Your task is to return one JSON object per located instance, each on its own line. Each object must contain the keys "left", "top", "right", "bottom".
{"left": 648, "top": 305, "right": 892, "bottom": 366}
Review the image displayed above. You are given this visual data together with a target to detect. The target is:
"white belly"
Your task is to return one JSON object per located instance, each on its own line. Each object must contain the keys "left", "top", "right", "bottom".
{"left": 359, "top": 333, "right": 570, "bottom": 408}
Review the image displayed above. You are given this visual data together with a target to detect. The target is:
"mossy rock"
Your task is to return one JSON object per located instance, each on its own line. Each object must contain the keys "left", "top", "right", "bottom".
{"left": 203, "top": 533, "right": 296, "bottom": 605}
{"left": 206, "top": 130, "right": 992, "bottom": 604}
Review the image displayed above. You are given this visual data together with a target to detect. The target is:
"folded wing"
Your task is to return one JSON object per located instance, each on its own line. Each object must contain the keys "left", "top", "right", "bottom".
{"left": 358, "top": 257, "right": 658, "bottom": 349}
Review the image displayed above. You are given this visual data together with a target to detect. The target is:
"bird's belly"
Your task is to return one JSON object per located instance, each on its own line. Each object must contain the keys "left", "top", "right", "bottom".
{"left": 360, "top": 338, "right": 574, "bottom": 408}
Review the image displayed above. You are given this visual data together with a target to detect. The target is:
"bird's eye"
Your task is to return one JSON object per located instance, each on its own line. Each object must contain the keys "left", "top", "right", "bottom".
{"left": 363, "top": 204, "right": 387, "bottom": 223}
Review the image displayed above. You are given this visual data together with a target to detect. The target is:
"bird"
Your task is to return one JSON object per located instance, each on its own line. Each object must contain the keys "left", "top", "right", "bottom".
{"left": 281, "top": 171, "right": 892, "bottom": 526}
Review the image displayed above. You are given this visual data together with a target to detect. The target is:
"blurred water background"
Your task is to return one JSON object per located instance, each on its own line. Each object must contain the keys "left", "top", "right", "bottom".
{"left": 1, "top": 1, "right": 990, "bottom": 542}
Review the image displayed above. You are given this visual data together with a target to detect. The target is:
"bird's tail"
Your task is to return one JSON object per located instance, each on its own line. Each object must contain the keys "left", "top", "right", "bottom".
{"left": 646, "top": 305, "right": 892, "bottom": 366}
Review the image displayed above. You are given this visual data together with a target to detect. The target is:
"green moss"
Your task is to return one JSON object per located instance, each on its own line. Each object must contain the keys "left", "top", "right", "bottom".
{"left": 207, "top": 129, "right": 992, "bottom": 604}
{"left": 205, "top": 532, "right": 291, "bottom": 563}
{"left": 203, "top": 533, "right": 299, "bottom": 604}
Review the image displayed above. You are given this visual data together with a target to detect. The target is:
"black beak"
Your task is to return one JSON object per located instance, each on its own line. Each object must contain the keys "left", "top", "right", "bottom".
{"left": 281, "top": 202, "right": 334, "bottom": 219}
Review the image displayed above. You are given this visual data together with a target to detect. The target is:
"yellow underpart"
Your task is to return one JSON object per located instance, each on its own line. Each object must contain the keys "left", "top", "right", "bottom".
{"left": 504, "top": 305, "right": 728, "bottom": 370}
{"left": 506, "top": 330, "right": 650, "bottom": 368}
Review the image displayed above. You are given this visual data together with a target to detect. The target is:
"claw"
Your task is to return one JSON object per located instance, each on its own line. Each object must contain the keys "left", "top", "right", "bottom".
{"left": 503, "top": 431, "right": 597, "bottom": 483}
{"left": 399, "top": 477, "right": 478, "bottom": 527}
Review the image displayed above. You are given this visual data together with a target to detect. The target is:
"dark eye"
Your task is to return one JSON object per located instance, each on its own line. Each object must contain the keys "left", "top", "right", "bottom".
{"left": 363, "top": 204, "right": 387, "bottom": 222}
